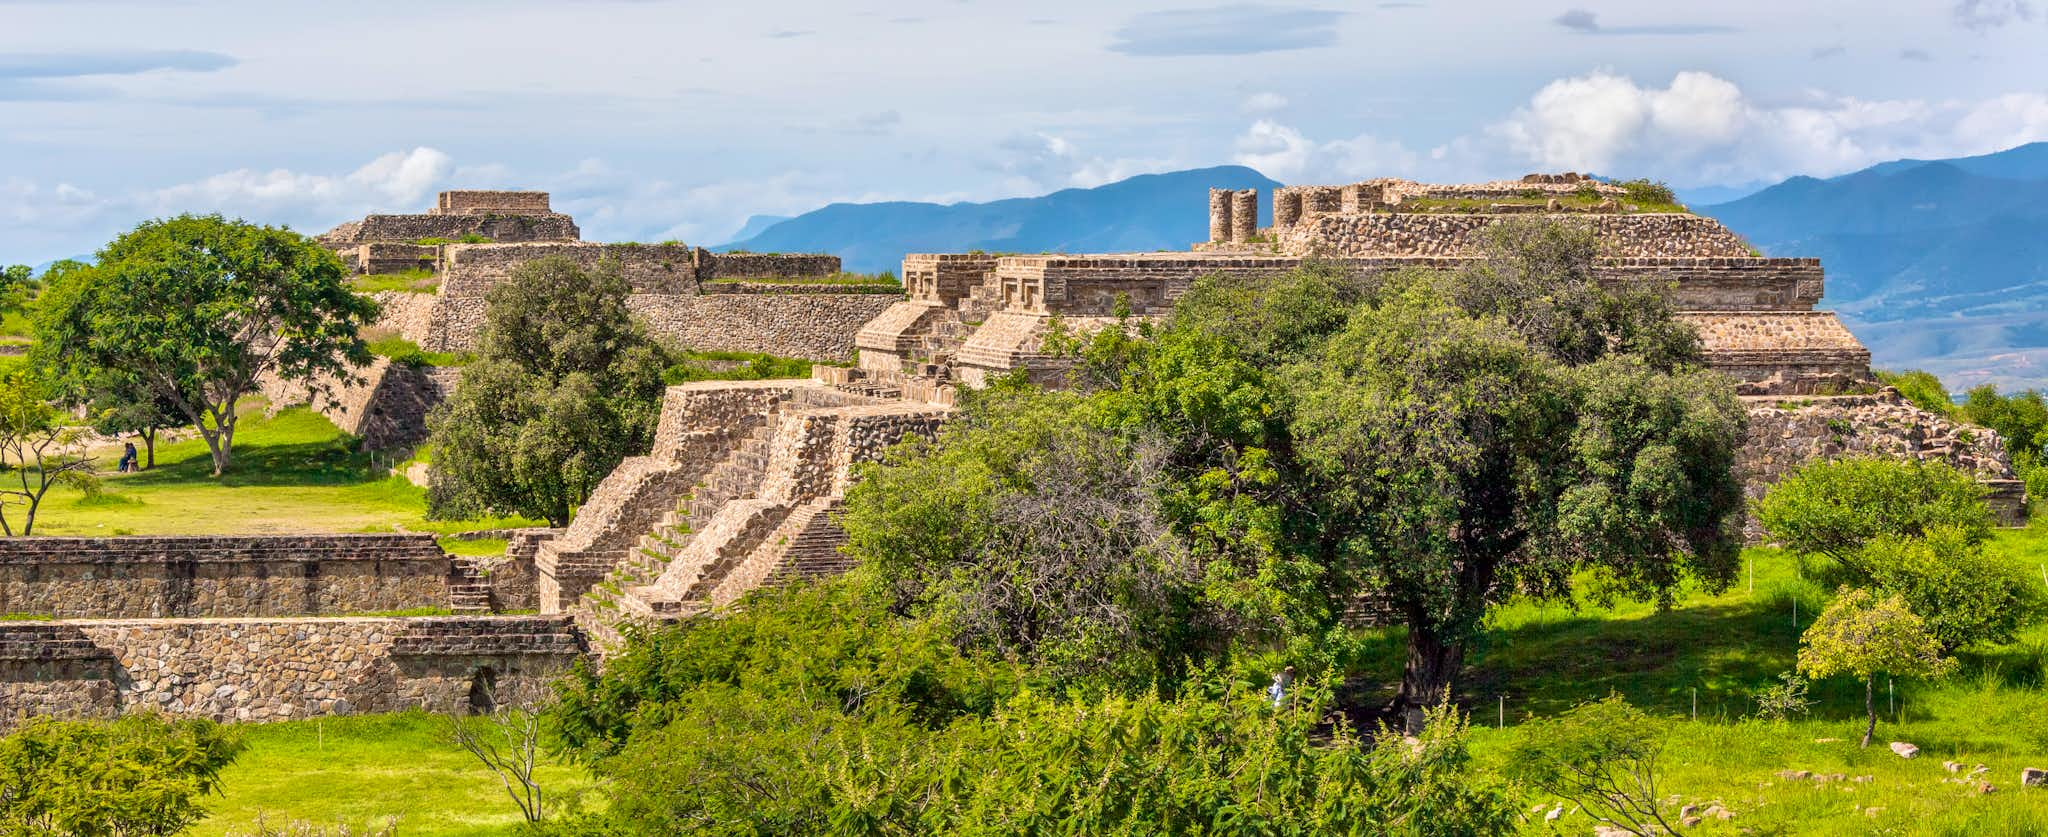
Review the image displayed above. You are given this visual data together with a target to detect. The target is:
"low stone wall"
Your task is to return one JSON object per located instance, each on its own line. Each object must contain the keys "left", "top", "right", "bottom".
{"left": 1281, "top": 213, "right": 1753, "bottom": 258}
{"left": 702, "top": 253, "right": 841, "bottom": 279}
{"left": 0, "top": 616, "right": 584, "bottom": 726}
{"left": 324, "top": 213, "right": 579, "bottom": 247}
{"left": 436, "top": 191, "right": 552, "bottom": 216}
{"left": 439, "top": 243, "right": 697, "bottom": 297}
{"left": 633, "top": 293, "right": 898, "bottom": 361}
{"left": 0, "top": 535, "right": 451, "bottom": 619}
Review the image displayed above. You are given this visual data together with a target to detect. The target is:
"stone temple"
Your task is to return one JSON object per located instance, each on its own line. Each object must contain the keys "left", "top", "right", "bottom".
{"left": 0, "top": 175, "right": 2026, "bottom": 724}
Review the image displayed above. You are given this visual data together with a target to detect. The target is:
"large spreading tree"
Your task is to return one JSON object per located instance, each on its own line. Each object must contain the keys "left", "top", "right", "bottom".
{"left": 32, "top": 217, "right": 377, "bottom": 476}
{"left": 844, "top": 220, "right": 1749, "bottom": 729}
{"left": 426, "top": 255, "right": 669, "bottom": 526}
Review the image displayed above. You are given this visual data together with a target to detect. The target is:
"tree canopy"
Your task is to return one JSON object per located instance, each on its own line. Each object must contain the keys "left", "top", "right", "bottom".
{"left": 31, "top": 216, "right": 376, "bottom": 475}
{"left": 426, "top": 255, "right": 669, "bottom": 526}
{"left": 843, "top": 220, "right": 1749, "bottom": 729}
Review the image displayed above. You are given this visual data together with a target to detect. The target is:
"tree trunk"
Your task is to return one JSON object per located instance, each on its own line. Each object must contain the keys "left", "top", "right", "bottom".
{"left": 1862, "top": 675, "right": 1876, "bottom": 748}
{"left": 202, "top": 412, "right": 236, "bottom": 477}
{"left": 1396, "top": 621, "right": 1465, "bottom": 734}
{"left": 142, "top": 428, "right": 156, "bottom": 469}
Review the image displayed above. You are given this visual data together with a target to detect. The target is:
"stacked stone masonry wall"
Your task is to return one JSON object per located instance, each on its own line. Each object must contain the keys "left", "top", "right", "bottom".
{"left": 699, "top": 252, "right": 841, "bottom": 279}
{"left": 0, "top": 616, "right": 582, "bottom": 727}
{"left": 435, "top": 191, "right": 552, "bottom": 215}
{"left": 255, "top": 358, "right": 459, "bottom": 452}
{"left": 1281, "top": 213, "right": 1753, "bottom": 258}
{"left": 0, "top": 535, "right": 450, "bottom": 619}
{"left": 323, "top": 214, "right": 579, "bottom": 247}
{"left": 439, "top": 243, "right": 697, "bottom": 297}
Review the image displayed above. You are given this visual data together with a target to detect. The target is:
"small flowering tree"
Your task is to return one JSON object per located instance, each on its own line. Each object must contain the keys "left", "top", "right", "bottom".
{"left": 1798, "top": 588, "right": 1955, "bottom": 747}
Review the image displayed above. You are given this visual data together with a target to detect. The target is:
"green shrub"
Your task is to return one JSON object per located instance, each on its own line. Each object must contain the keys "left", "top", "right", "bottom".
{"left": 0, "top": 714, "right": 244, "bottom": 836}
{"left": 1856, "top": 526, "right": 2045, "bottom": 650}
{"left": 1877, "top": 369, "right": 1956, "bottom": 416}
{"left": 1507, "top": 696, "right": 1677, "bottom": 835}
{"left": 1753, "top": 457, "right": 1992, "bottom": 578}
{"left": 662, "top": 350, "right": 812, "bottom": 384}
{"left": 1614, "top": 178, "right": 1682, "bottom": 210}
{"left": 559, "top": 576, "right": 1512, "bottom": 836}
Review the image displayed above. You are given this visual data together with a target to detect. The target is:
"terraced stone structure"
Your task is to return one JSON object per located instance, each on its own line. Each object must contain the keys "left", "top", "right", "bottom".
{"left": 848, "top": 173, "right": 2024, "bottom": 523}
{"left": 535, "top": 377, "right": 946, "bottom": 652}
{"left": 273, "top": 190, "right": 906, "bottom": 450}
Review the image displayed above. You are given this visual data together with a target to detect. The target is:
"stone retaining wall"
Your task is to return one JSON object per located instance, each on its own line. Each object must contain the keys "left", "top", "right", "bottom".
{"left": 0, "top": 535, "right": 450, "bottom": 619}
{"left": 0, "top": 616, "right": 583, "bottom": 726}
{"left": 439, "top": 243, "right": 697, "bottom": 297}
{"left": 1281, "top": 213, "right": 1753, "bottom": 258}
{"left": 323, "top": 213, "right": 579, "bottom": 247}
{"left": 702, "top": 253, "right": 842, "bottom": 279}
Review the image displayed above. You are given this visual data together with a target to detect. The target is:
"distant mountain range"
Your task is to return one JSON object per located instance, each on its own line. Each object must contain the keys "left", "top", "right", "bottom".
{"left": 1701, "top": 142, "right": 2048, "bottom": 391}
{"left": 725, "top": 147, "right": 2048, "bottom": 390}
{"left": 718, "top": 166, "right": 1280, "bottom": 274}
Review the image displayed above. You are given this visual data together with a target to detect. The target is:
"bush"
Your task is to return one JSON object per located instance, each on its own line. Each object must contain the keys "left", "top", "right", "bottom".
{"left": 0, "top": 714, "right": 244, "bottom": 836}
{"left": 1877, "top": 369, "right": 1956, "bottom": 416}
{"left": 1857, "top": 526, "right": 2045, "bottom": 650}
{"left": 1753, "top": 457, "right": 1992, "bottom": 579}
{"left": 1614, "top": 178, "right": 1680, "bottom": 209}
{"left": 1507, "top": 696, "right": 1677, "bottom": 835}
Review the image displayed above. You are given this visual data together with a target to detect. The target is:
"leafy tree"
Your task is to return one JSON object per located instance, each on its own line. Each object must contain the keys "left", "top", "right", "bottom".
{"left": 847, "top": 222, "right": 1748, "bottom": 730}
{"left": 1752, "top": 457, "right": 1992, "bottom": 581}
{"left": 0, "top": 714, "right": 244, "bottom": 836}
{"left": 1507, "top": 696, "right": 1677, "bottom": 837}
{"left": 1961, "top": 384, "right": 2048, "bottom": 463}
{"left": 1876, "top": 369, "right": 1956, "bottom": 417}
{"left": 1855, "top": 527, "right": 2044, "bottom": 650}
{"left": 84, "top": 379, "right": 185, "bottom": 470}
{"left": 426, "top": 256, "right": 668, "bottom": 526}
{"left": 31, "top": 216, "right": 377, "bottom": 476}
{"left": 0, "top": 371, "right": 97, "bottom": 536}
{"left": 1798, "top": 587, "right": 1955, "bottom": 747}
{"left": 0, "top": 264, "right": 33, "bottom": 315}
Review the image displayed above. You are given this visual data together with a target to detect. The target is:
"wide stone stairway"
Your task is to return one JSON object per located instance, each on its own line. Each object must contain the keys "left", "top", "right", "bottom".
{"left": 538, "top": 376, "right": 948, "bottom": 653}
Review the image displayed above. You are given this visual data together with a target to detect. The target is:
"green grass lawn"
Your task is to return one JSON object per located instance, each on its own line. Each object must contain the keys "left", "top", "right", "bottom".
{"left": 195, "top": 713, "right": 599, "bottom": 837}
{"left": 35, "top": 405, "right": 535, "bottom": 536}
{"left": 1336, "top": 525, "right": 2048, "bottom": 834}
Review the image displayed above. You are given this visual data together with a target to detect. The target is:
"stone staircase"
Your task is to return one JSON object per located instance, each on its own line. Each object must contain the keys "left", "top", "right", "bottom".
{"left": 446, "top": 557, "right": 493, "bottom": 613}
{"left": 0, "top": 624, "right": 111, "bottom": 662}
{"left": 567, "top": 383, "right": 949, "bottom": 655}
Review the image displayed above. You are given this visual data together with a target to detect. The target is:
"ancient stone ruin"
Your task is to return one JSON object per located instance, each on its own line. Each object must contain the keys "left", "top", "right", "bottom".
{"left": 2, "top": 174, "right": 2026, "bottom": 728}
{"left": 262, "top": 190, "right": 901, "bottom": 450}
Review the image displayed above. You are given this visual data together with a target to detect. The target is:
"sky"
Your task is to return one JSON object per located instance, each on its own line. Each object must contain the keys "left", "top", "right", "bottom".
{"left": 3, "top": 0, "right": 2046, "bottom": 264}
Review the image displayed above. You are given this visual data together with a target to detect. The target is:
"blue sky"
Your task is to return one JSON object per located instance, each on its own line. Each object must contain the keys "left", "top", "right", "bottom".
{"left": 3, "top": 0, "right": 2045, "bottom": 263}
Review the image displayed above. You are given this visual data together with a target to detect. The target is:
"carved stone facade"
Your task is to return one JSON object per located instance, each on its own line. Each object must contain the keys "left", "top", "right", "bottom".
{"left": 0, "top": 535, "right": 452, "bottom": 619}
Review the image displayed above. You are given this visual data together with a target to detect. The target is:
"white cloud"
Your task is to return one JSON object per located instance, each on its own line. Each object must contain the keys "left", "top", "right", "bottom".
{"left": 1232, "top": 119, "right": 1420, "bottom": 183}
{"left": 140, "top": 148, "right": 457, "bottom": 217}
{"left": 1484, "top": 70, "right": 2048, "bottom": 184}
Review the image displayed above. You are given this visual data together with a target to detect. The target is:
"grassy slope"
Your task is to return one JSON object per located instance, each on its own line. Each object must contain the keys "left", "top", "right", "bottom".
{"left": 34, "top": 406, "right": 535, "bottom": 536}
{"left": 195, "top": 713, "right": 598, "bottom": 837}
{"left": 1340, "top": 528, "right": 2048, "bottom": 834}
